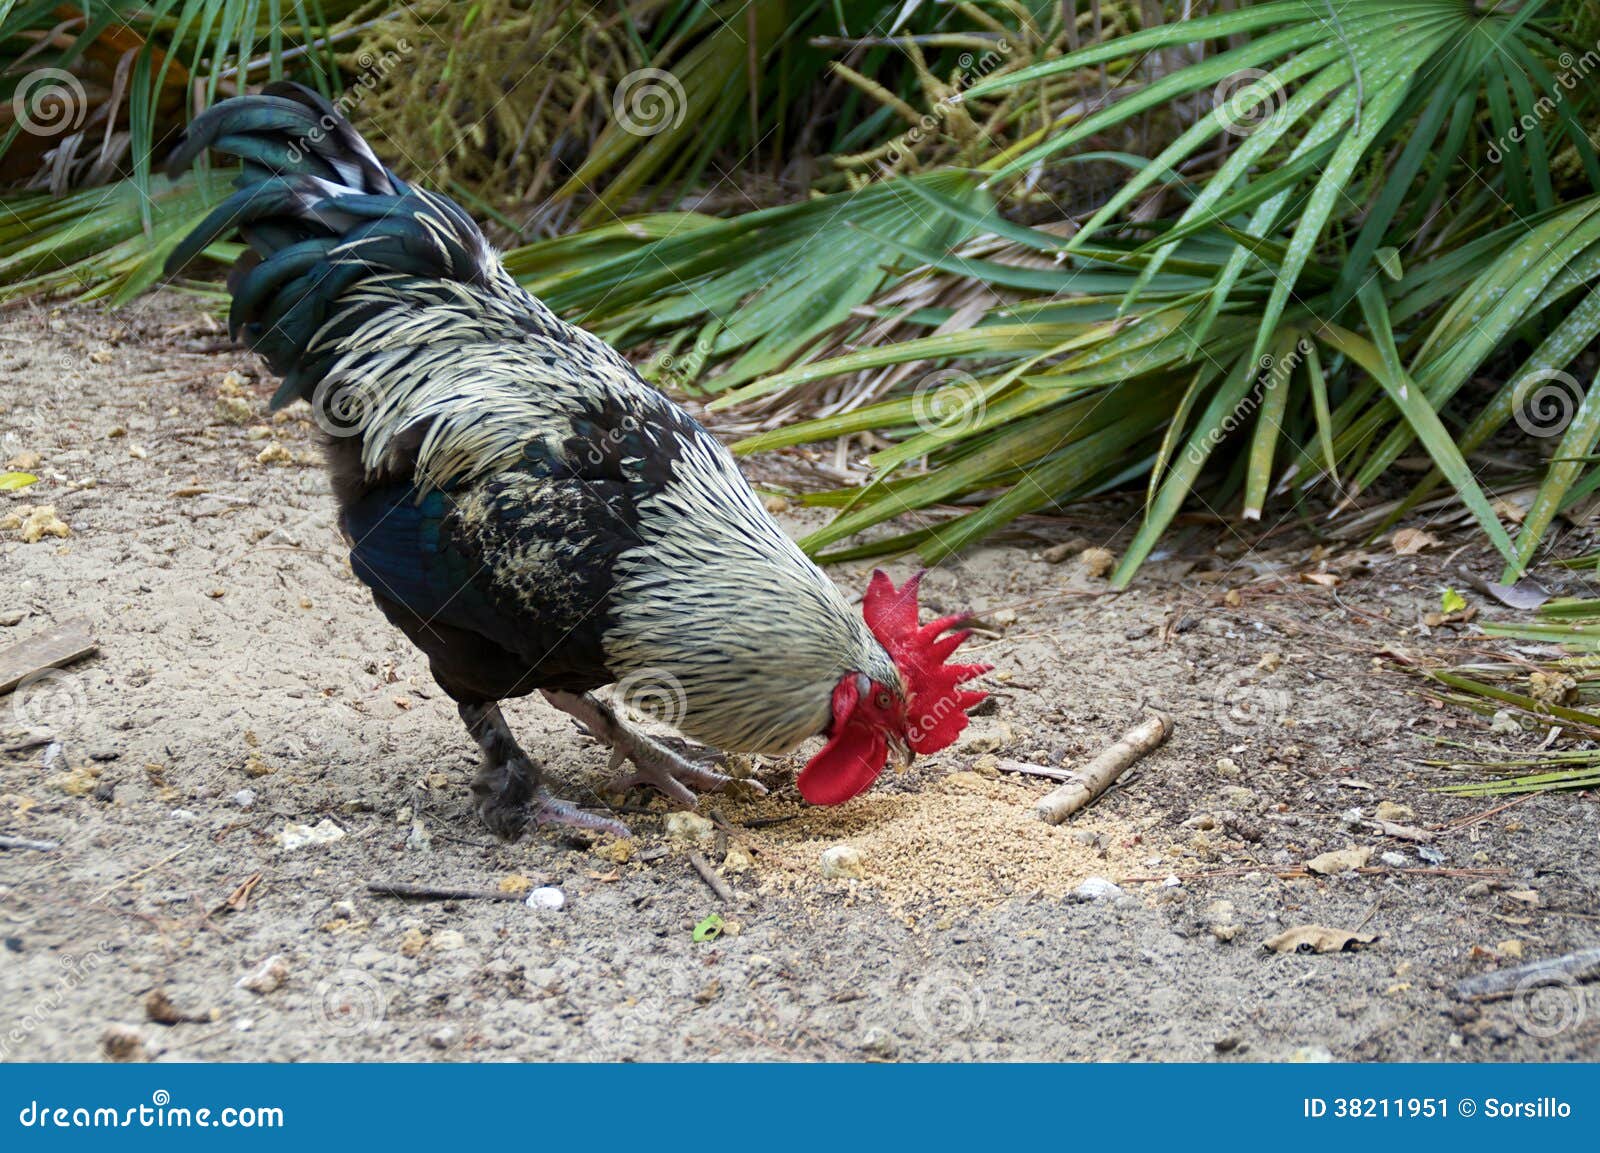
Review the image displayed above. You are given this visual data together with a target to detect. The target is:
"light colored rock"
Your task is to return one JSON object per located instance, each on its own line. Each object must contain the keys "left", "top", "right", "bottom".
{"left": 820, "top": 844, "right": 865, "bottom": 880}
{"left": 664, "top": 811, "right": 715, "bottom": 846}
{"left": 1218, "top": 785, "right": 1259, "bottom": 811}
{"left": 237, "top": 954, "right": 289, "bottom": 994}
{"left": 274, "top": 818, "right": 345, "bottom": 850}
{"left": 431, "top": 930, "right": 466, "bottom": 951}
{"left": 1305, "top": 845, "right": 1373, "bottom": 875}
{"left": 1289, "top": 1045, "right": 1334, "bottom": 1063}
{"left": 1078, "top": 547, "right": 1115, "bottom": 578}
{"left": 101, "top": 1024, "right": 145, "bottom": 1062}
{"left": 0, "top": 504, "right": 69, "bottom": 542}
{"left": 1071, "top": 876, "right": 1124, "bottom": 902}
{"left": 957, "top": 721, "right": 1012, "bottom": 754}
{"left": 1375, "top": 800, "right": 1415, "bottom": 823}
{"left": 405, "top": 819, "right": 433, "bottom": 853}
{"left": 525, "top": 886, "right": 565, "bottom": 910}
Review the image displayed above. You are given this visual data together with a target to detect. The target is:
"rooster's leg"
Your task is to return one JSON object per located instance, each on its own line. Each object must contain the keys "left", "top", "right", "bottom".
{"left": 459, "top": 702, "right": 628, "bottom": 838}
{"left": 540, "top": 690, "right": 765, "bottom": 807}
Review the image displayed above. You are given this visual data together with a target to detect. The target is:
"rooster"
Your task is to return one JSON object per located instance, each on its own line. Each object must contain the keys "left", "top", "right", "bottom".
{"left": 163, "top": 83, "right": 989, "bottom": 838}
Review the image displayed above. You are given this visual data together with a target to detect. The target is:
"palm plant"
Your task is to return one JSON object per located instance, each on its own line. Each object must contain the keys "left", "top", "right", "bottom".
{"left": 713, "top": 0, "right": 1600, "bottom": 583}
{"left": 8, "top": 1, "right": 1600, "bottom": 590}
{"left": 0, "top": 0, "right": 363, "bottom": 301}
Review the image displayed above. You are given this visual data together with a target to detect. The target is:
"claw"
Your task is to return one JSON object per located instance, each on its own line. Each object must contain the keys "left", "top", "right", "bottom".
{"left": 531, "top": 790, "right": 630, "bottom": 839}
{"left": 607, "top": 738, "right": 761, "bottom": 807}
{"left": 543, "top": 688, "right": 766, "bottom": 810}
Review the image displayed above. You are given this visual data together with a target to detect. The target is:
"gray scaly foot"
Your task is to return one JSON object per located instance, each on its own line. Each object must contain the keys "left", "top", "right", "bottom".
{"left": 540, "top": 689, "right": 764, "bottom": 807}
{"left": 459, "top": 701, "right": 628, "bottom": 839}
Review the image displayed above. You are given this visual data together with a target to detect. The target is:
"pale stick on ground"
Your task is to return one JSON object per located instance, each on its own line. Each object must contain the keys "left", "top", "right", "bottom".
{"left": 1033, "top": 711, "right": 1174, "bottom": 824}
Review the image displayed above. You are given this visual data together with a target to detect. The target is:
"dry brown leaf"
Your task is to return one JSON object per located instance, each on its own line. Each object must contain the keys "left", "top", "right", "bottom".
{"left": 1265, "top": 924, "right": 1380, "bottom": 954}
{"left": 1305, "top": 845, "right": 1373, "bottom": 875}
{"left": 1390, "top": 527, "right": 1439, "bottom": 555}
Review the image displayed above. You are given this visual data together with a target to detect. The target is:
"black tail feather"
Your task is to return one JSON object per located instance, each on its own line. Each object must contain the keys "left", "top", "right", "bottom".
{"left": 163, "top": 82, "right": 498, "bottom": 409}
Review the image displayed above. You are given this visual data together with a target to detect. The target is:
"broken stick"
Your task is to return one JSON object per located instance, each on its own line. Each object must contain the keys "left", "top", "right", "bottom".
{"left": 1453, "top": 946, "right": 1600, "bottom": 1001}
{"left": 0, "top": 616, "right": 97, "bottom": 696}
{"left": 366, "top": 880, "right": 530, "bottom": 903}
{"left": 687, "top": 850, "right": 735, "bottom": 904}
{"left": 1033, "top": 710, "right": 1173, "bottom": 824}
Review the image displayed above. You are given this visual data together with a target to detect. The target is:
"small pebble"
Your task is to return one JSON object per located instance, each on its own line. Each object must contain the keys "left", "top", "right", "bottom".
{"left": 820, "top": 844, "right": 865, "bottom": 880}
{"left": 428, "top": 1027, "right": 458, "bottom": 1051}
{"left": 1289, "top": 1045, "right": 1334, "bottom": 1063}
{"left": 1071, "top": 877, "right": 1124, "bottom": 902}
{"left": 525, "top": 886, "right": 565, "bottom": 910}
{"left": 1375, "top": 800, "right": 1415, "bottom": 823}
{"left": 405, "top": 820, "right": 433, "bottom": 853}
{"left": 231, "top": 788, "right": 256, "bottom": 809}
{"left": 237, "top": 954, "right": 289, "bottom": 994}
{"left": 101, "top": 1024, "right": 145, "bottom": 1062}
{"left": 664, "top": 811, "right": 714, "bottom": 846}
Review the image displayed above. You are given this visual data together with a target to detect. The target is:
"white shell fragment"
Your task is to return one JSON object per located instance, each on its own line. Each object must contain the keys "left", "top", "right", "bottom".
{"left": 526, "top": 886, "right": 565, "bottom": 910}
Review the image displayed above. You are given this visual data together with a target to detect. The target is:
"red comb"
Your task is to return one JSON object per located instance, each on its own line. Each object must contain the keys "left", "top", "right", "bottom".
{"left": 863, "top": 569, "right": 990, "bottom": 753}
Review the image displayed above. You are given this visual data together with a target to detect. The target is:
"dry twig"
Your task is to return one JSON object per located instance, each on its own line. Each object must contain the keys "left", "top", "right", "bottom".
{"left": 366, "top": 880, "right": 530, "bottom": 903}
{"left": 1034, "top": 711, "right": 1173, "bottom": 824}
{"left": 688, "top": 851, "right": 735, "bottom": 904}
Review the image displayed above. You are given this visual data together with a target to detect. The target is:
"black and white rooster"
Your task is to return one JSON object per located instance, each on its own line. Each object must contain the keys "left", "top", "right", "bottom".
{"left": 164, "top": 83, "right": 988, "bottom": 838}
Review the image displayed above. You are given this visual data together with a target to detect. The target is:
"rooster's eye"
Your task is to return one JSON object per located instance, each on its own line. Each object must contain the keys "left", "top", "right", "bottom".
{"left": 875, "top": 691, "right": 891, "bottom": 709}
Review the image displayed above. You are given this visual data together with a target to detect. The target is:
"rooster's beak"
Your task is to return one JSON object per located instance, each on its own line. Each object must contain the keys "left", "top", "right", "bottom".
{"left": 888, "top": 732, "right": 913, "bottom": 771}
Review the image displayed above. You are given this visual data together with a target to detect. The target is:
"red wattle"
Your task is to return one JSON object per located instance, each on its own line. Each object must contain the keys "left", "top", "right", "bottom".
{"left": 797, "top": 726, "right": 888, "bottom": 805}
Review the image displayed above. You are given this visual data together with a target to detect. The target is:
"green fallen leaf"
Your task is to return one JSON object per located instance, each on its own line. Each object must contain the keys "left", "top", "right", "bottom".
{"left": 0, "top": 472, "right": 38, "bottom": 491}
{"left": 1441, "top": 588, "right": 1468, "bottom": 614}
{"left": 692, "top": 914, "right": 724, "bottom": 943}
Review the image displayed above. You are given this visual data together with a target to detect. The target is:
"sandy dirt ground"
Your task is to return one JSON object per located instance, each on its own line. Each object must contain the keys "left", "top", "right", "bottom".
{"left": 1, "top": 295, "right": 1597, "bottom": 1062}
